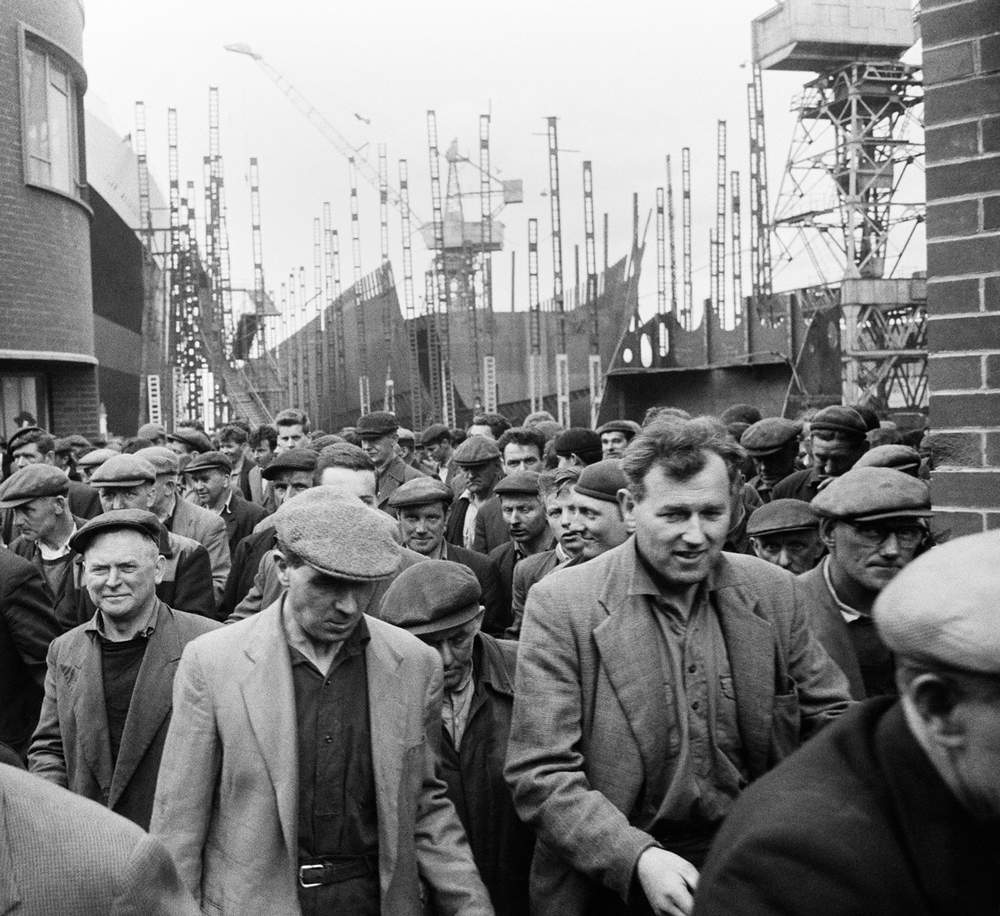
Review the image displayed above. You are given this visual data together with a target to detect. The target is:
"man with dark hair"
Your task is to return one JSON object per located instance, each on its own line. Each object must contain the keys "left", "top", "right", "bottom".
{"left": 356, "top": 411, "right": 425, "bottom": 513}
{"left": 422, "top": 423, "right": 457, "bottom": 486}
{"left": 506, "top": 415, "right": 852, "bottom": 916}
{"left": 273, "top": 408, "right": 311, "bottom": 453}
{"left": 468, "top": 412, "right": 511, "bottom": 441}
{"left": 497, "top": 427, "right": 546, "bottom": 474}
{"left": 249, "top": 423, "right": 277, "bottom": 468}
{"left": 217, "top": 424, "right": 262, "bottom": 503}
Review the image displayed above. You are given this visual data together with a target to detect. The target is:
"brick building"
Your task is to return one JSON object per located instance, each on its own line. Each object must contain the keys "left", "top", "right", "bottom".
{"left": 923, "top": 0, "right": 1000, "bottom": 532}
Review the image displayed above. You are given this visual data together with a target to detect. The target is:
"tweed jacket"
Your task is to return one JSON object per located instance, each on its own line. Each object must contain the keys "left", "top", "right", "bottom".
{"left": 505, "top": 548, "right": 569, "bottom": 640}
{"left": 164, "top": 497, "right": 231, "bottom": 604}
{"left": 0, "top": 762, "right": 199, "bottom": 915}
{"left": 447, "top": 495, "right": 508, "bottom": 554}
{"left": 28, "top": 601, "right": 220, "bottom": 829}
{"left": 693, "top": 699, "right": 1000, "bottom": 915}
{"left": 376, "top": 455, "right": 427, "bottom": 515}
{"left": 505, "top": 539, "right": 853, "bottom": 915}
{"left": 152, "top": 600, "right": 493, "bottom": 916}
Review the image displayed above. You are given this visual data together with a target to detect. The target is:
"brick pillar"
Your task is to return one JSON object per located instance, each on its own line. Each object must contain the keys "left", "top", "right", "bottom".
{"left": 923, "top": 0, "right": 1000, "bottom": 534}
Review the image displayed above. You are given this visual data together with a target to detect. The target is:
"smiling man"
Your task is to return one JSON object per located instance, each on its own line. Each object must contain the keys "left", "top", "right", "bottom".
{"left": 569, "top": 459, "right": 631, "bottom": 561}
{"left": 505, "top": 415, "right": 852, "bottom": 916}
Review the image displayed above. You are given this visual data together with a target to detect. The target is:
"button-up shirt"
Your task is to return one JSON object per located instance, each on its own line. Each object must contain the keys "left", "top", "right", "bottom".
{"left": 442, "top": 666, "right": 476, "bottom": 750}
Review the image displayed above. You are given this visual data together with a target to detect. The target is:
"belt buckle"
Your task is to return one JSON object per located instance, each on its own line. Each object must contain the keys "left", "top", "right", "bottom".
{"left": 298, "top": 863, "right": 325, "bottom": 889}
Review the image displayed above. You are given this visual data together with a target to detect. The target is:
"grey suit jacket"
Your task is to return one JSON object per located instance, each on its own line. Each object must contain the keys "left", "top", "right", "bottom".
{"left": 28, "top": 602, "right": 220, "bottom": 829}
{"left": 505, "top": 538, "right": 852, "bottom": 915}
{"left": 152, "top": 600, "right": 493, "bottom": 916}
{"left": 166, "top": 498, "right": 231, "bottom": 605}
{"left": 0, "top": 762, "right": 198, "bottom": 915}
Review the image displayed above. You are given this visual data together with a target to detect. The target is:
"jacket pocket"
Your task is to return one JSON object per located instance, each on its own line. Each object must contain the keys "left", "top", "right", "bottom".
{"left": 770, "top": 688, "right": 801, "bottom": 762}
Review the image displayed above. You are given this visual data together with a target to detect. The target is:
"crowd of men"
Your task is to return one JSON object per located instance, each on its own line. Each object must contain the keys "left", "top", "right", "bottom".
{"left": 0, "top": 401, "right": 997, "bottom": 915}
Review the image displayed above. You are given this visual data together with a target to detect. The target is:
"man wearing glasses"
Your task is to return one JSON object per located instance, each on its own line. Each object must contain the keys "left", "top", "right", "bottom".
{"left": 798, "top": 467, "right": 932, "bottom": 699}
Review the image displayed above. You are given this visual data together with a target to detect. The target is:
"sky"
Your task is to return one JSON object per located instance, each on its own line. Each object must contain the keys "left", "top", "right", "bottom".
{"left": 81, "top": 0, "right": 924, "bottom": 334}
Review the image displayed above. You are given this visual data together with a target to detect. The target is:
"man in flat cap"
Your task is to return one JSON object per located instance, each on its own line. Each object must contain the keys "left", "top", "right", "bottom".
{"left": 28, "top": 510, "right": 219, "bottom": 829}
{"left": 137, "top": 422, "right": 168, "bottom": 447}
{"left": 133, "top": 447, "right": 231, "bottom": 606}
{"left": 694, "top": 531, "right": 1000, "bottom": 916}
{"left": 76, "top": 447, "right": 118, "bottom": 484}
{"left": 597, "top": 419, "right": 641, "bottom": 460}
{"left": 446, "top": 435, "right": 508, "bottom": 554}
{"left": 854, "top": 443, "right": 922, "bottom": 477}
{"left": 185, "top": 451, "right": 267, "bottom": 554}
{"left": 381, "top": 561, "right": 533, "bottom": 915}
{"left": 166, "top": 428, "right": 212, "bottom": 457}
{"left": 506, "top": 415, "right": 852, "bottom": 916}
{"left": 568, "top": 458, "right": 631, "bottom": 562}
{"left": 740, "top": 417, "right": 802, "bottom": 503}
{"left": 746, "top": 499, "right": 824, "bottom": 576}
{"left": 798, "top": 467, "right": 932, "bottom": 700}
{"left": 357, "top": 411, "right": 426, "bottom": 514}
{"left": 153, "top": 489, "right": 493, "bottom": 915}
{"left": 90, "top": 456, "right": 216, "bottom": 619}
{"left": 389, "top": 477, "right": 506, "bottom": 636}
{"left": 553, "top": 427, "right": 603, "bottom": 468}
{"left": 772, "top": 405, "right": 868, "bottom": 503}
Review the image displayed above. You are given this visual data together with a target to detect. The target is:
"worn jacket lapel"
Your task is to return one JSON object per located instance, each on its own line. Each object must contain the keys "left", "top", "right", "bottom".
{"left": 66, "top": 630, "right": 114, "bottom": 794}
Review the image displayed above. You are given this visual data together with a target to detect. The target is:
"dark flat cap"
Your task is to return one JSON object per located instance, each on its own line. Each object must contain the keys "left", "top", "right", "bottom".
{"left": 167, "top": 428, "right": 212, "bottom": 453}
{"left": 0, "top": 465, "right": 69, "bottom": 508}
{"left": 597, "top": 420, "right": 641, "bottom": 438}
{"left": 274, "top": 487, "right": 400, "bottom": 581}
{"left": 453, "top": 435, "right": 501, "bottom": 466}
{"left": 379, "top": 560, "right": 483, "bottom": 635}
{"left": 720, "top": 404, "right": 762, "bottom": 426}
{"left": 55, "top": 434, "right": 92, "bottom": 452}
{"left": 137, "top": 423, "right": 166, "bottom": 440}
{"left": 70, "top": 509, "right": 164, "bottom": 555}
{"left": 310, "top": 434, "right": 346, "bottom": 451}
{"left": 396, "top": 428, "right": 415, "bottom": 445}
{"left": 746, "top": 499, "right": 818, "bottom": 537}
{"left": 185, "top": 451, "right": 233, "bottom": 474}
{"left": 6, "top": 427, "right": 46, "bottom": 452}
{"left": 554, "top": 428, "right": 602, "bottom": 460}
{"left": 261, "top": 448, "right": 318, "bottom": 479}
{"left": 811, "top": 467, "right": 931, "bottom": 522}
{"left": 741, "top": 418, "right": 802, "bottom": 456}
{"left": 494, "top": 470, "right": 541, "bottom": 497}
{"left": 854, "top": 444, "right": 921, "bottom": 475}
{"left": 388, "top": 476, "right": 454, "bottom": 509}
{"left": 77, "top": 447, "right": 119, "bottom": 470}
{"left": 809, "top": 405, "right": 867, "bottom": 439}
{"left": 421, "top": 423, "right": 451, "bottom": 446}
{"left": 356, "top": 411, "right": 399, "bottom": 438}
{"left": 574, "top": 460, "right": 628, "bottom": 504}
{"left": 90, "top": 454, "right": 157, "bottom": 488}
{"left": 132, "top": 447, "right": 179, "bottom": 475}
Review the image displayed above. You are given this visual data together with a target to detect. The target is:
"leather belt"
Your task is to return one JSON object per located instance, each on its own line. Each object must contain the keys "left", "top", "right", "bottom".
{"left": 298, "top": 854, "right": 376, "bottom": 889}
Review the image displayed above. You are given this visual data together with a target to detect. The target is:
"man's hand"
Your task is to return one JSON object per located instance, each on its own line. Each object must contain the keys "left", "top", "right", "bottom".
{"left": 636, "top": 847, "right": 700, "bottom": 916}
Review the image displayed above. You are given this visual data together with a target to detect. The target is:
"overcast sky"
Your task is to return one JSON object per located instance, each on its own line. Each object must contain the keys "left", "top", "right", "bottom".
{"left": 81, "top": 0, "right": 923, "bottom": 332}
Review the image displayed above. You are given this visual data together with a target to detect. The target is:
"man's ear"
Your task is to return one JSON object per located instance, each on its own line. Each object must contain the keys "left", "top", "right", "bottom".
{"left": 153, "top": 553, "right": 167, "bottom": 586}
{"left": 908, "top": 672, "right": 966, "bottom": 750}
{"left": 618, "top": 487, "right": 636, "bottom": 524}
{"left": 819, "top": 518, "right": 837, "bottom": 553}
{"left": 274, "top": 550, "right": 290, "bottom": 587}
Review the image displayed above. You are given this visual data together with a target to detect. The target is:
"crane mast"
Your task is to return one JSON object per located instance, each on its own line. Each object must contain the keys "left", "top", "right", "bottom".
{"left": 249, "top": 158, "right": 267, "bottom": 356}
{"left": 426, "top": 110, "right": 454, "bottom": 426}
{"left": 349, "top": 157, "right": 370, "bottom": 414}
{"left": 527, "top": 217, "right": 542, "bottom": 414}
{"left": 479, "top": 114, "right": 497, "bottom": 412}
{"left": 730, "top": 170, "right": 744, "bottom": 320}
{"left": 546, "top": 117, "right": 569, "bottom": 426}
{"left": 714, "top": 120, "right": 728, "bottom": 325}
{"left": 666, "top": 154, "right": 678, "bottom": 316}
{"left": 398, "top": 159, "right": 422, "bottom": 429}
{"left": 583, "top": 161, "right": 602, "bottom": 427}
{"left": 681, "top": 147, "right": 693, "bottom": 329}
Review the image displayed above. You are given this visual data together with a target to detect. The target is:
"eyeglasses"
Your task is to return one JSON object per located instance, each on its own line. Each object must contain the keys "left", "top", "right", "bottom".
{"left": 847, "top": 522, "right": 925, "bottom": 548}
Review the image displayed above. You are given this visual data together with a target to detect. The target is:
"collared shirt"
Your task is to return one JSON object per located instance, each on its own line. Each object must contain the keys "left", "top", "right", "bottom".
{"left": 212, "top": 489, "right": 235, "bottom": 517}
{"left": 38, "top": 523, "right": 77, "bottom": 560}
{"left": 460, "top": 490, "right": 480, "bottom": 550}
{"left": 442, "top": 666, "right": 476, "bottom": 750}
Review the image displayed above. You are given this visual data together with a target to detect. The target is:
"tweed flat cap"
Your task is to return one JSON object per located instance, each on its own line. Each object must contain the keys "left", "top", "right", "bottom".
{"left": 274, "top": 487, "right": 400, "bottom": 581}
{"left": 0, "top": 465, "right": 69, "bottom": 508}
{"left": 494, "top": 470, "right": 541, "bottom": 497}
{"left": 396, "top": 427, "right": 416, "bottom": 445}
{"left": 70, "top": 508, "right": 164, "bottom": 555}
{"left": 554, "top": 428, "right": 602, "bottom": 460}
{"left": 90, "top": 454, "right": 157, "bottom": 488}
{"left": 379, "top": 560, "right": 483, "bottom": 635}
{"left": 137, "top": 422, "right": 166, "bottom": 440}
{"left": 453, "top": 435, "right": 501, "bottom": 466}
{"left": 132, "top": 447, "right": 179, "bottom": 475}
{"left": 574, "top": 459, "right": 628, "bottom": 504}
{"left": 356, "top": 411, "right": 399, "bottom": 438}
{"left": 261, "top": 448, "right": 318, "bottom": 480}
{"left": 854, "top": 444, "right": 921, "bottom": 475}
{"left": 874, "top": 530, "right": 1000, "bottom": 674}
{"left": 55, "top": 435, "right": 92, "bottom": 452}
{"left": 421, "top": 423, "right": 452, "bottom": 446}
{"left": 597, "top": 420, "right": 641, "bottom": 438}
{"left": 747, "top": 499, "right": 818, "bottom": 537}
{"left": 309, "top": 434, "right": 346, "bottom": 451}
{"left": 809, "top": 405, "right": 867, "bottom": 439}
{"left": 741, "top": 418, "right": 802, "bottom": 456}
{"left": 811, "top": 467, "right": 931, "bottom": 522}
{"left": 185, "top": 451, "right": 233, "bottom": 474}
{"left": 720, "top": 404, "right": 762, "bottom": 426}
{"left": 167, "top": 428, "right": 212, "bottom": 453}
{"left": 388, "top": 476, "right": 454, "bottom": 509}
{"left": 6, "top": 426, "right": 46, "bottom": 453}
{"left": 77, "top": 448, "right": 119, "bottom": 470}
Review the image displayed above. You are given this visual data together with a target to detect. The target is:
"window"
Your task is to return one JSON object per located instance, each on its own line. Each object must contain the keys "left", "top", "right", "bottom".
{"left": 0, "top": 374, "right": 49, "bottom": 443}
{"left": 21, "top": 36, "right": 83, "bottom": 198}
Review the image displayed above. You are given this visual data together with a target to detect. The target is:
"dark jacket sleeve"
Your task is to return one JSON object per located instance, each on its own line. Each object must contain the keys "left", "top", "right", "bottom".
{"left": 163, "top": 545, "right": 217, "bottom": 619}
{"left": 1, "top": 551, "right": 59, "bottom": 688}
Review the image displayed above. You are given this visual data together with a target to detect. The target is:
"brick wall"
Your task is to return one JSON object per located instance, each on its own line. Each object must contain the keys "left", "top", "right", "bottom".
{"left": 923, "top": 0, "right": 1000, "bottom": 535}
{"left": 50, "top": 364, "right": 99, "bottom": 439}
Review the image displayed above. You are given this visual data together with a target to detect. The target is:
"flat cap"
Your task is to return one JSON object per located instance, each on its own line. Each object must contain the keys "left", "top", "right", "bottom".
{"left": 90, "top": 454, "right": 157, "bottom": 488}
{"left": 388, "top": 476, "right": 454, "bottom": 509}
{"left": 6, "top": 426, "right": 46, "bottom": 452}
{"left": 811, "top": 467, "right": 931, "bottom": 522}
{"left": 747, "top": 499, "right": 818, "bottom": 537}
{"left": 309, "top": 434, "right": 346, "bottom": 451}
{"left": 494, "top": 470, "right": 541, "bottom": 497}
{"left": 379, "top": 560, "right": 483, "bottom": 635}
{"left": 137, "top": 422, "right": 166, "bottom": 440}
{"left": 396, "top": 427, "right": 416, "bottom": 444}
{"left": 421, "top": 423, "right": 452, "bottom": 446}
{"left": 76, "top": 447, "right": 119, "bottom": 471}
{"left": 854, "top": 444, "right": 921, "bottom": 475}
{"left": 874, "top": 530, "right": 1000, "bottom": 675}
{"left": 597, "top": 420, "right": 641, "bottom": 438}
{"left": 741, "top": 417, "right": 802, "bottom": 456}
{"left": 574, "top": 459, "right": 628, "bottom": 504}
{"left": 0, "top": 465, "right": 69, "bottom": 508}
{"left": 274, "top": 487, "right": 400, "bottom": 581}
{"left": 133, "top": 447, "right": 179, "bottom": 475}
{"left": 553, "top": 428, "right": 602, "bottom": 460}
{"left": 184, "top": 450, "right": 233, "bottom": 474}
{"left": 55, "top": 434, "right": 92, "bottom": 452}
{"left": 261, "top": 447, "right": 318, "bottom": 479}
{"left": 356, "top": 411, "right": 398, "bottom": 438}
{"left": 453, "top": 435, "right": 501, "bottom": 466}
{"left": 809, "top": 405, "right": 867, "bottom": 439}
{"left": 167, "top": 428, "right": 212, "bottom": 453}
{"left": 720, "top": 404, "right": 762, "bottom": 426}
{"left": 70, "top": 508, "right": 164, "bottom": 555}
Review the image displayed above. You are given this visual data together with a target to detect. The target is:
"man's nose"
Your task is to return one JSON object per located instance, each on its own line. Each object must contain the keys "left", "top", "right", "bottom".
{"left": 776, "top": 547, "right": 794, "bottom": 569}
{"left": 878, "top": 532, "right": 902, "bottom": 557}
{"left": 682, "top": 514, "right": 707, "bottom": 543}
{"left": 439, "top": 641, "right": 455, "bottom": 667}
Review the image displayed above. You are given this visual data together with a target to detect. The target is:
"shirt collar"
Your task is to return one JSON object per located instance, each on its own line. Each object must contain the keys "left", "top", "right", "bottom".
{"left": 214, "top": 489, "right": 235, "bottom": 516}
{"left": 821, "top": 555, "right": 864, "bottom": 622}
{"left": 85, "top": 600, "right": 160, "bottom": 641}
{"left": 39, "top": 522, "right": 77, "bottom": 560}
{"left": 628, "top": 538, "right": 718, "bottom": 597}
